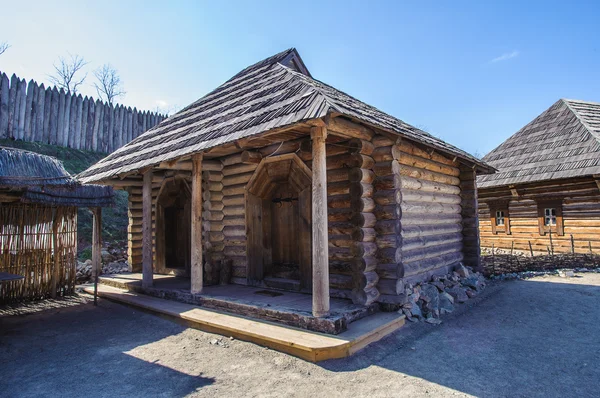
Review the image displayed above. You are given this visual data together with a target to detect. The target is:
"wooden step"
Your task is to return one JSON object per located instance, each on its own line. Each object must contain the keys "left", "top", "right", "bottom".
{"left": 263, "top": 277, "right": 302, "bottom": 292}
{"left": 83, "top": 284, "right": 406, "bottom": 362}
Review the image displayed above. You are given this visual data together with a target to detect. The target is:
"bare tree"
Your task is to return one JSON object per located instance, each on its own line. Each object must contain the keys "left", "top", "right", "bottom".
{"left": 49, "top": 54, "right": 88, "bottom": 94}
{"left": 93, "top": 64, "right": 126, "bottom": 105}
{"left": 0, "top": 42, "right": 10, "bottom": 56}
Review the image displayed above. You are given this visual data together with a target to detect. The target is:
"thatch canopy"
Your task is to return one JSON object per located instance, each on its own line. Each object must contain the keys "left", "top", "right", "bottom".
{"left": 478, "top": 99, "right": 600, "bottom": 188}
{"left": 79, "top": 48, "right": 493, "bottom": 183}
{"left": 0, "top": 147, "right": 113, "bottom": 207}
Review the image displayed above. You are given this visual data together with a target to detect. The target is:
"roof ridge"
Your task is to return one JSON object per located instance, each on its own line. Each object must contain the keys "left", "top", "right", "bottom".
{"left": 276, "top": 64, "right": 337, "bottom": 115}
{"left": 562, "top": 99, "right": 600, "bottom": 145}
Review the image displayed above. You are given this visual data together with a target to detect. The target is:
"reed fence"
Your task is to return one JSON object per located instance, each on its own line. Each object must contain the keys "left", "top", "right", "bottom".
{"left": 0, "top": 71, "right": 166, "bottom": 153}
{"left": 0, "top": 204, "right": 77, "bottom": 303}
{"left": 482, "top": 234, "right": 600, "bottom": 276}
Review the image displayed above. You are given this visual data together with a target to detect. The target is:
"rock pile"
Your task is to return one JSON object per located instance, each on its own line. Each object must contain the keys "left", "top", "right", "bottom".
{"left": 399, "top": 264, "right": 486, "bottom": 324}
{"left": 76, "top": 260, "right": 130, "bottom": 282}
{"left": 76, "top": 242, "right": 129, "bottom": 282}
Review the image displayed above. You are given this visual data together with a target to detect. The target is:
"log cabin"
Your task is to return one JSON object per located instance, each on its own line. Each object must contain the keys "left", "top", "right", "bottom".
{"left": 79, "top": 48, "right": 493, "bottom": 316}
{"left": 477, "top": 99, "right": 600, "bottom": 255}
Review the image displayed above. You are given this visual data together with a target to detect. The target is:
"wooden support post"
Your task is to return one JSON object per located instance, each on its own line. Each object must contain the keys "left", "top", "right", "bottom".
{"left": 142, "top": 170, "right": 153, "bottom": 288}
{"left": 571, "top": 234, "right": 575, "bottom": 255}
{"left": 91, "top": 207, "right": 102, "bottom": 306}
{"left": 51, "top": 209, "right": 60, "bottom": 298}
{"left": 191, "top": 153, "right": 204, "bottom": 294}
{"left": 311, "top": 125, "right": 330, "bottom": 317}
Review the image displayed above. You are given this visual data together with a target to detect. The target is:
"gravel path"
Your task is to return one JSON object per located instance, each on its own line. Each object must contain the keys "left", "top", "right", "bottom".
{"left": 1, "top": 273, "right": 599, "bottom": 397}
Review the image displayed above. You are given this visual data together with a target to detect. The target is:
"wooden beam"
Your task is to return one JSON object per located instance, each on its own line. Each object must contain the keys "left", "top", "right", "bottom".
{"left": 327, "top": 117, "right": 374, "bottom": 141}
{"left": 241, "top": 150, "right": 263, "bottom": 164}
{"left": 91, "top": 207, "right": 102, "bottom": 305}
{"left": 142, "top": 170, "right": 153, "bottom": 288}
{"left": 191, "top": 153, "right": 204, "bottom": 294}
{"left": 311, "top": 125, "right": 330, "bottom": 317}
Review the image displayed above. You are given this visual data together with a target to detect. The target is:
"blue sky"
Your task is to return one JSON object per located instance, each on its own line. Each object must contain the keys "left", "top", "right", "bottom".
{"left": 0, "top": 0, "right": 599, "bottom": 156}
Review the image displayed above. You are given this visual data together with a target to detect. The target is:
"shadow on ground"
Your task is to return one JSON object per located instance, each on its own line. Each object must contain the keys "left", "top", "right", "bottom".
{"left": 0, "top": 297, "right": 214, "bottom": 397}
{"left": 319, "top": 276, "right": 600, "bottom": 397}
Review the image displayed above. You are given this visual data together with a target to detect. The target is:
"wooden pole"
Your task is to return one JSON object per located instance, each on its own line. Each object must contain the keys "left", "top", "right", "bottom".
{"left": 570, "top": 234, "right": 575, "bottom": 255}
{"left": 142, "top": 169, "right": 153, "bottom": 288}
{"left": 51, "top": 209, "right": 60, "bottom": 298}
{"left": 528, "top": 241, "right": 534, "bottom": 257}
{"left": 91, "top": 207, "right": 102, "bottom": 306}
{"left": 191, "top": 153, "right": 204, "bottom": 294}
{"left": 549, "top": 229, "right": 554, "bottom": 257}
{"left": 311, "top": 125, "right": 330, "bottom": 317}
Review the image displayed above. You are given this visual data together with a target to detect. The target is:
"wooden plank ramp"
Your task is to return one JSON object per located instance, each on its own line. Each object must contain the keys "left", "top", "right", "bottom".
{"left": 83, "top": 284, "right": 405, "bottom": 362}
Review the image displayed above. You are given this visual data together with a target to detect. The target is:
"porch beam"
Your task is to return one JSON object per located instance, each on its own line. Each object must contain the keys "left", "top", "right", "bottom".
{"left": 142, "top": 169, "right": 154, "bottom": 288}
{"left": 191, "top": 153, "right": 204, "bottom": 294}
{"left": 311, "top": 125, "right": 330, "bottom": 317}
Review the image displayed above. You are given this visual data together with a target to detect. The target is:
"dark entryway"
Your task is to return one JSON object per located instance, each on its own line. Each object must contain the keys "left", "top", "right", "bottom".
{"left": 155, "top": 177, "right": 191, "bottom": 276}
{"left": 246, "top": 154, "right": 312, "bottom": 291}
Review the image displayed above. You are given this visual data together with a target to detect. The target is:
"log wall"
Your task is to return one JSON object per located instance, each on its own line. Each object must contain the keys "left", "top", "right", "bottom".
{"left": 478, "top": 177, "right": 600, "bottom": 254}
{"left": 0, "top": 71, "right": 165, "bottom": 152}
{"left": 394, "top": 140, "right": 464, "bottom": 285}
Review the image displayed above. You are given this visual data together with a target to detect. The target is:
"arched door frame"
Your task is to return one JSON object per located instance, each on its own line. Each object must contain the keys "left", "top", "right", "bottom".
{"left": 245, "top": 153, "right": 313, "bottom": 289}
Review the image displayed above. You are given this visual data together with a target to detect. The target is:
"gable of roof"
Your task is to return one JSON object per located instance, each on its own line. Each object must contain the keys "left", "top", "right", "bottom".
{"left": 79, "top": 48, "right": 491, "bottom": 184}
{"left": 477, "top": 99, "right": 600, "bottom": 189}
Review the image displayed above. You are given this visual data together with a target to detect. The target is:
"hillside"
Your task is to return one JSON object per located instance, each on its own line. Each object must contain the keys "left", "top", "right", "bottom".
{"left": 0, "top": 139, "right": 129, "bottom": 255}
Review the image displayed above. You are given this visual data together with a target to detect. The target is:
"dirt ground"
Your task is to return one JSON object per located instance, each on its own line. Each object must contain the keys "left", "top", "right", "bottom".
{"left": 1, "top": 273, "right": 600, "bottom": 398}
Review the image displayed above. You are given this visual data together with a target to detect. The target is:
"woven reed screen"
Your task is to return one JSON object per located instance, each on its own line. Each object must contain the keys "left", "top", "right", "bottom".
{"left": 0, "top": 204, "right": 77, "bottom": 303}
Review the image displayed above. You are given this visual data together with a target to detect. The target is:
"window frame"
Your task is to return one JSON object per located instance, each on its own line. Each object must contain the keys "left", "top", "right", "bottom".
{"left": 489, "top": 201, "right": 511, "bottom": 235}
{"left": 536, "top": 199, "right": 564, "bottom": 236}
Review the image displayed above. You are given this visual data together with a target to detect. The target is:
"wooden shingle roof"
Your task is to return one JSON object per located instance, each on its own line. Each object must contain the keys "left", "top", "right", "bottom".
{"left": 478, "top": 99, "right": 600, "bottom": 188}
{"left": 79, "top": 48, "right": 490, "bottom": 183}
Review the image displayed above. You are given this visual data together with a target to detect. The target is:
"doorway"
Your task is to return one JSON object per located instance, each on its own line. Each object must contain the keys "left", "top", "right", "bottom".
{"left": 246, "top": 154, "right": 312, "bottom": 291}
{"left": 155, "top": 177, "right": 191, "bottom": 276}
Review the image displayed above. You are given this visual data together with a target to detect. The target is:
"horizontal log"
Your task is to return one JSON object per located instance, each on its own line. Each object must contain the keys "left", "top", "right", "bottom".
{"left": 400, "top": 200, "right": 462, "bottom": 215}
{"left": 351, "top": 285, "right": 380, "bottom": 306}
{"left": 401, "top": 189, "right": 461, "bottom": 205}
{"left": 371, "top": 135, "right": 395, "bottom": 147}
{"left": 395, "top": 141, "right": 456, "bottom": 166}
{"left": 349, "top": 168, "right": 375, "bottom": 184}
{"left": 351, "top": 212, "right": 377, "bottom": 228}
{"left": 394, "top": 151, "right": 460, "bottom": 177}
{"left": 328, "top": 117, "right": 374, "bottom": 140}
{"left": 376, "top": 277, "right": 403, "bottom": 295}
{"left": 400, "top": 212, "right": 462, "bottom": 226}
{"left": 402, "top": 223, "right": 463, "bottom": 238}
{"left": 348, "top": 138, "right": 375, "bottom": 156}
{"left": 396, "top": 163, "right": 460, "bottom": 186}
{"left": 402, "top": 241, "right": 463, "bottom": 263}
{"left": 241, "top": 150, "right": 262, "bottom": 164}
{"left": 377, "top": 263, "right": 402, "bottom": 279}
{"left": 403, "top": 252, "right": 463, "bottom": 277}
{"left": 402, "top": 232, "right": 464, "bottom": 252}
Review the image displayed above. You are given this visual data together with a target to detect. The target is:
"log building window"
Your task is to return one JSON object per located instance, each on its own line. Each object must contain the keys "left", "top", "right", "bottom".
{"left": 536, "top": 199, "right": 564, "bottom": 236}
{"left": 544, "top": 208, "right": 557, "bottom": 226}
{"left": 489, "top": 202, "right": 510, "bottom": 235}
{"left": 496, "top": 210, "right": 506, "bottom": 226}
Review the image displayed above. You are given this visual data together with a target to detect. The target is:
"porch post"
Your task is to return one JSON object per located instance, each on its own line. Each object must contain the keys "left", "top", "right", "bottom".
{"left": 191, "top": 153, "right": 204, "bottom": 294}
{"left": 311, "top": 125, "right": 330, "bottom": 317}
{"left": 91, "top": 207, "right": 102, "bottom": 305}
{"left": 142, "top": 169, "right": 153, "bottom": 288}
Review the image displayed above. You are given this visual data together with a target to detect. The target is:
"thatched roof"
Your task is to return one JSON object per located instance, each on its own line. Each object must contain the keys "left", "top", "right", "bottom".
{"left": 478, "top": 99, "right": 600, "bottom": 188}
{"left": 79, "top": 48, "right": 493, "bottom": 183}
{"left": 0, "top": 147, "right": 113, "bottom": 207}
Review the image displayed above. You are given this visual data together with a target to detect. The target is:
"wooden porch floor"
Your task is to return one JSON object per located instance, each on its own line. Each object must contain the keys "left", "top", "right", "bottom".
{"left": 97, "top": 273, "right": 377, "bottom": 334}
